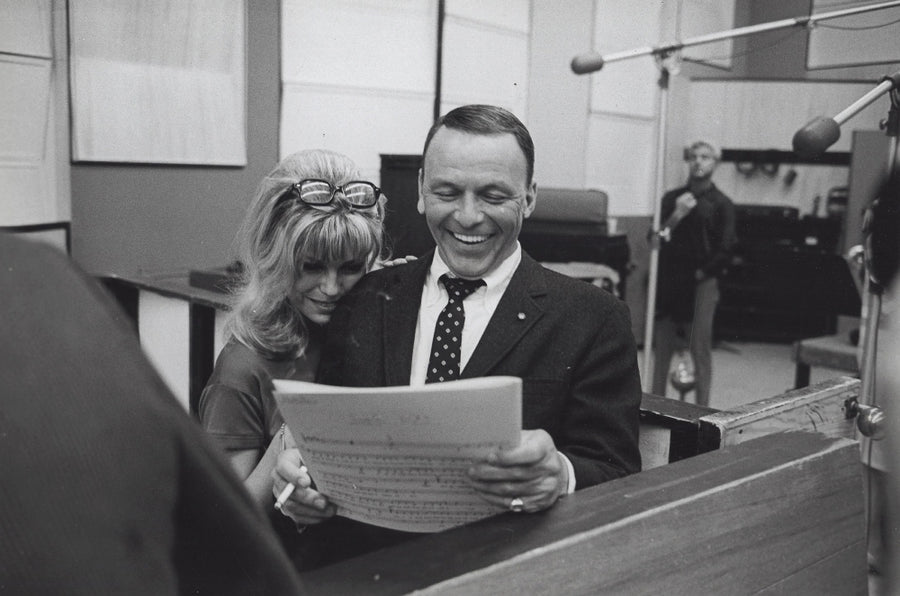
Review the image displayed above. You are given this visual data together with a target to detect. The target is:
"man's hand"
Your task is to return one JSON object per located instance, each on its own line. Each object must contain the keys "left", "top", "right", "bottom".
{"left": 466, "top": 429, "right": 568, "bottom": 513}
{"left": 673, "top": 191, "right": 697, "bottom": 217}
{"left": 272, "top": 448, "right": 336, "bottom": 526}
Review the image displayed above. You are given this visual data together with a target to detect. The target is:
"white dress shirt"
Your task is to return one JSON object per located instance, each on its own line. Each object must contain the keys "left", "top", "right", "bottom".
{"left": 410, "top": 246, "right": 521, "bottom": 385}
{"left": 409, "top": 244, "right": 576, "bottom": 493}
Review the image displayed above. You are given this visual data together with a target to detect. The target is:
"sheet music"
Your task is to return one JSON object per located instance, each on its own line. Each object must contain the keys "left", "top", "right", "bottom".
{"left": 273, "top": 376, "right": 522, "bottom": 533}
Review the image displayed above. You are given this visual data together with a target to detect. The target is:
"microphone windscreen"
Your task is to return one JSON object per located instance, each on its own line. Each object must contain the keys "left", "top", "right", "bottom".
{"left": 792, "top": 116, "right": 841, "bottom": 158}
{"left": 571, "top": 53, "right": 605, "bottom": 74}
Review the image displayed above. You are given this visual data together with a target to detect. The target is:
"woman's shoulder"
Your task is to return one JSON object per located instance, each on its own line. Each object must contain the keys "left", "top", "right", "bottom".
{"left": 208, "top": 341, "right": 296, "bottom": 390}
{"left": 214, "top": 340, "right": 267, "bottom": 369}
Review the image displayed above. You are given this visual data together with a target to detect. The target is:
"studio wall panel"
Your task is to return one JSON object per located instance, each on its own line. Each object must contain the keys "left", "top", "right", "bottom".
{"left": 280, "top": 0, "right": 437, "bottom": 176}
{"left": 69, "top": 0, "right": 247, "bottom": 165}
{"left": 445, "top": 0, "right": 530, "bottom": 31}
{"left": 672, "top": 0, "right": 735, "bottom": 69}
{"left": 688, "top": 80, "right": 886, "bottom": 152}
{"left": 586, "top": 114, "right": 657, "bottom": 216}
{"left": 281, "top": 0, "right": 435, "bottom": 93}
{"left": 808, "top": 0, "right": 900, "bottom": 69}
{"left": 589, "top": 0, "right": 663, "bottom": 119}
{"left": 440, "top": 16, "right": 529, "bottom": 115}
{"left": 0, "top": 57, "right": 51, "bottom": 163}
{"left": 0, "top": 0, "right": 68, "bottom": 228}
{"left": 0, "top": 0, "right": 52, "bottom": 57}
{"left": 280, "top": 84, "right": 433, "bottom": 181}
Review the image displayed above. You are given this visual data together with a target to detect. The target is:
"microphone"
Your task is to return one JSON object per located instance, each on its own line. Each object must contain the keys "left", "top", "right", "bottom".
{"left": 792, "top": 70, "right": 898, "bottom": 158}
{"left": 792, "top": 116, "right": 841, "bottom": 159}
{"left": 571, "top": 53, "right": 605, "bottom": 74}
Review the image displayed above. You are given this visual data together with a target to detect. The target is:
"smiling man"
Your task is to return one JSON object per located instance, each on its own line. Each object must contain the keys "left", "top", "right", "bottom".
{"left": 278, "top": 104, "right": 642, "bottom": 567}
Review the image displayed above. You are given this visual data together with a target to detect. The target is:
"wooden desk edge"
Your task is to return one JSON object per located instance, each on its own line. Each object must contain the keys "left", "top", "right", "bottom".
{"left": 300, "top": 432, "right": 862, "bottom": 595}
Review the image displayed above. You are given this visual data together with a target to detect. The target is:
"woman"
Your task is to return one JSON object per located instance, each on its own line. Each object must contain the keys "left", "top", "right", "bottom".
{"left": 199, "top": 149, "right": 386, "bottom": 509}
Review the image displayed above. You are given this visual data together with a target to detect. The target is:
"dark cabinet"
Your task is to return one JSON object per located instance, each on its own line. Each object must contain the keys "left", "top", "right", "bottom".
{"left": 715, "top": 205, "right": 858, "bottom": 342}
{"left": 380, "top": 154, "right": 433, "bottom": 258}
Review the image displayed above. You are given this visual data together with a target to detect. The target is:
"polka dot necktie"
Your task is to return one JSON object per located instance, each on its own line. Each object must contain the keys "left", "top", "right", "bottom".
{"left": 426, "top": 274, "right": 485, "bottom": 383}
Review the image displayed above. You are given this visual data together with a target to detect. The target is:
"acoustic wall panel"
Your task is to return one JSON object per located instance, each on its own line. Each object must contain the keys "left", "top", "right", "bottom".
{"left": 440, "top": 0, "right": 530, "bottom": 117}
{"left": 589, "top": 0, "right": 663, "bottom": 119}
{"left": 69, "top": 0, "right": 247, "bottom": 165}
{"left": 689, "top": 80, "right": 887, "bottom": 152}
{"left": 808, "top": 0, "right": 900, "bottom": 69}
{"left": 586, "top": 114, "right": 657, "bottom": 216}
{"left": 445, "top": 0, "right": 530, "bottom": 32}
{"left": 280, "top": 0, "right": 437, "bottom": 181}
{"left": 0, "top": 0, "right": 52, "bottom": 58}
{"left": 440, "top": 14, "right": 529, "bottom": 116}
{"left": 0, "top": 57, "right": 51, "bottom": 163}
{"left": 280, "top": 84, "right": 434, "bottom": 181}
{"left": 0, "top": 0, "right": 68, "bottom": 228}
{"left": 673, "top": 0, "right": 735, "bottom": 70}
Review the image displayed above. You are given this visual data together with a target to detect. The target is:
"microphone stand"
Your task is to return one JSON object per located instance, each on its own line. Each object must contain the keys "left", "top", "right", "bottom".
{"left": 813, "top": 74, "right": 900, "bottom": 585}
{"left": 643, "top": 64, "right": 670, "bottom": 391}
{"left": 794, "top": 70, "right": 898, "bottom": 429}
{"left": 856, "top": 73, "right": 899, "bottom": 422}
{"left": 570, "top": 0, "right": 900, "bottom": 393}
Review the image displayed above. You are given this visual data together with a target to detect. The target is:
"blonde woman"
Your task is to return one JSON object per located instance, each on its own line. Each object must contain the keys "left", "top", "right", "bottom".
{"left": 199, "top": 149, "right": 386, "bottom": 508}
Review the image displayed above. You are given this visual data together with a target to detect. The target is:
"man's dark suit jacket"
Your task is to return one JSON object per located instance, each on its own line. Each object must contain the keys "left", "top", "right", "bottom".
{"left": 0, "top": 234, "right": 303, "bottom": 595}
{"left": 306, "top": 251, "right": 642, "bottom": 566}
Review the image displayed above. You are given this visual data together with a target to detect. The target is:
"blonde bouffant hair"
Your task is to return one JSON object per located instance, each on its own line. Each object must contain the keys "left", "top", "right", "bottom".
{"left": 225, "top": 149, "right": 386, "bottom": 360}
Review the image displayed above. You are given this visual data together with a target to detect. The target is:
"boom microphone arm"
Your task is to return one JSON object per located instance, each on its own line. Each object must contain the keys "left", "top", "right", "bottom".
{"left": 571, "top": 0, "right": 900, "bottom": 75}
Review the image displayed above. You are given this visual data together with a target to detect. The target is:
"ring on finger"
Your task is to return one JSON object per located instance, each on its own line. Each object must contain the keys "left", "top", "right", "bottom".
{"left": 508, "top": 497, "right": 525, "bottom": 513}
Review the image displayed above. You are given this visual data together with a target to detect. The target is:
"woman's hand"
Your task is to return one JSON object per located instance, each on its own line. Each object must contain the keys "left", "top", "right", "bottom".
{"left": 272, "top": 448, "right": 336, "bottom": 525}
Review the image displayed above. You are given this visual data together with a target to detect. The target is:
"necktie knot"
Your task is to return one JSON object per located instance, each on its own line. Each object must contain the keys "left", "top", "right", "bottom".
{"left": 439, "top": 275, "right": 485, "bottom": 300}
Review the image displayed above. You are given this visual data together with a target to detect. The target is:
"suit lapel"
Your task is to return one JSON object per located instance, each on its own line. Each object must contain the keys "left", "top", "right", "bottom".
{"left": 382, "top": 253, "right": 432, "bottom": 386}
{"left": 462, "top": 254, "right": 547, "bottom": 378}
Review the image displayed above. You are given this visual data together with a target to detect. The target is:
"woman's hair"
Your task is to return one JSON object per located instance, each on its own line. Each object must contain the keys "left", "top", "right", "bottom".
{"left": 225, "top": 149, "right": 386, "bottom": 359}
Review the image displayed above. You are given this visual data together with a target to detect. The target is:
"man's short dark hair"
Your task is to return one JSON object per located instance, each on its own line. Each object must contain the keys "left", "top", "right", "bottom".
{"left": 422, "top": 104, "right": 535, "bottom": 184}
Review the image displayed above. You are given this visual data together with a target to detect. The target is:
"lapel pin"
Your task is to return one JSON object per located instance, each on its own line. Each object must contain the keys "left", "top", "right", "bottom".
{"left": 517, "top": 312, "right": 526, "bottom": 320}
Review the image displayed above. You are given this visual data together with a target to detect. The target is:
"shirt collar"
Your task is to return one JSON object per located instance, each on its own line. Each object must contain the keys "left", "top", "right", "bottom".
{"left": 428, "top": 243, "right": 522, "bottom": 297}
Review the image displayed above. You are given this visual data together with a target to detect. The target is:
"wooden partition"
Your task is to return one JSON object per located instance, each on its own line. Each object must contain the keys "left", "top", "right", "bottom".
{"left": 640, "top": 376, "right": 859, "bottom": 465}
{"left": 301, "top": 432, "right": 866, "bottom": 595}
{"left": 295, "top": 377, "right": 866, "bottom": 594}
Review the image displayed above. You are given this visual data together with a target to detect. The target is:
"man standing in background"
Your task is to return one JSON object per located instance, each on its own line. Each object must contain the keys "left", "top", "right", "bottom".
{"left": 652, "top": 140, "right": 736, "bottom": 407}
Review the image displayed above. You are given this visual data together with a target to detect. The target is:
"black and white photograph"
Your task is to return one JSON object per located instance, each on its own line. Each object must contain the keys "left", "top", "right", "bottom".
{"left": 2, "top": 1, "right": 899, "bottom": 593}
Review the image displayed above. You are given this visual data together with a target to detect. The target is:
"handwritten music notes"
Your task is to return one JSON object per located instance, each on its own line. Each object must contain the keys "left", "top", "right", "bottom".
{"left": 273, "top": 377, "right": 522, "bottom": 532}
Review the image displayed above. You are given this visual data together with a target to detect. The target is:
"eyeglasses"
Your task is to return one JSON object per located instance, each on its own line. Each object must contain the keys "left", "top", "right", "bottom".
{"left": 287, "top": 179, "right": 381, "bottom": 208}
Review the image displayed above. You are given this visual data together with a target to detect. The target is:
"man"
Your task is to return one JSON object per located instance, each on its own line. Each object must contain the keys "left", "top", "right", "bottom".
{"left": 275, "top": 104, "right": 642, "bottom": 567}
{"left": 0, "top": 233, "right": 303, "bottom": 595}
{"left": 651, "top": 140, "right": 736, "bottom": 407}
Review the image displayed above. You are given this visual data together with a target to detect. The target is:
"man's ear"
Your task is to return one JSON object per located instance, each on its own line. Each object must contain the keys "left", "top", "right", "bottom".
{"left": 417, "top": 168, "right": 426, "bottom": 215}
{"left": 522, "top": 181, "right": 537, "bottom": 219}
